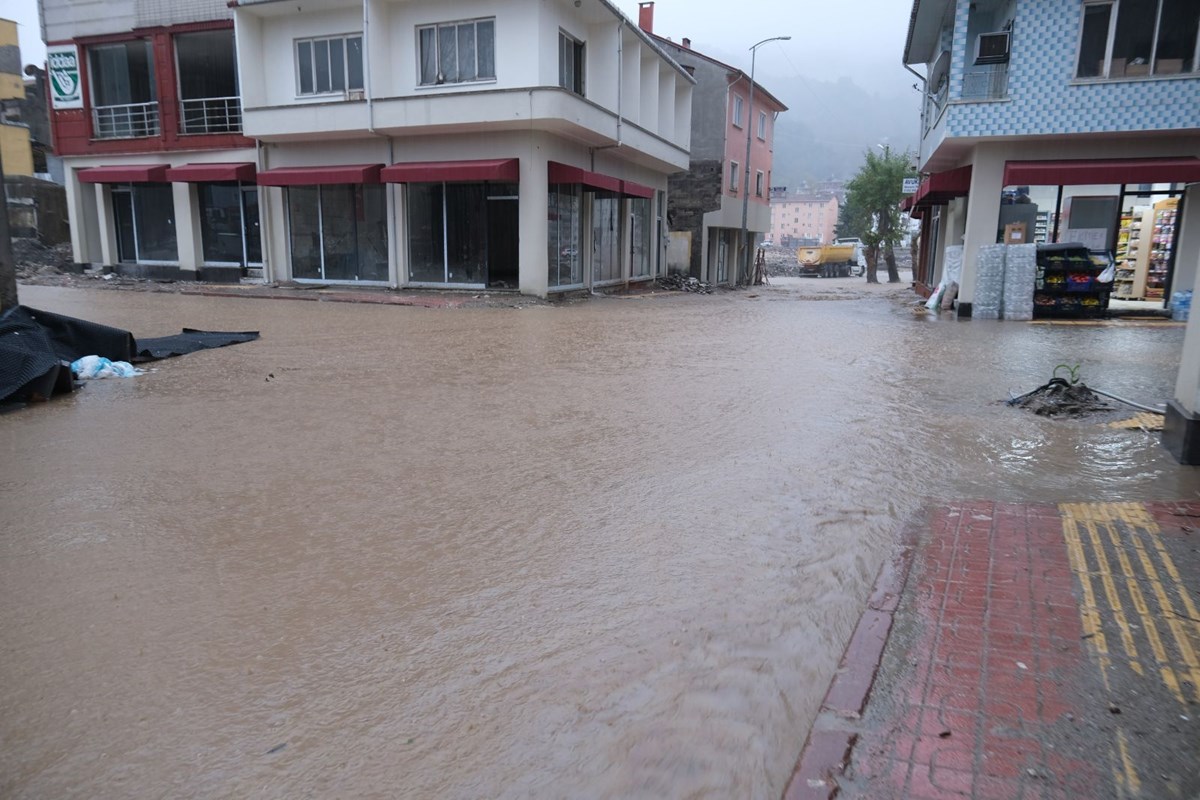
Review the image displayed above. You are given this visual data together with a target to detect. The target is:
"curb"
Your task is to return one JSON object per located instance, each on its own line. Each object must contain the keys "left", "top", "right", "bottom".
{"left": 782, "top": 517, "right": 922, "bottom": 800}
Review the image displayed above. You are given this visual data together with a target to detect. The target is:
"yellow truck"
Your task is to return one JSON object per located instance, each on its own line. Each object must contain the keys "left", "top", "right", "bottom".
{"left": 797, "top": 238, "right": 865, "bottom": 278}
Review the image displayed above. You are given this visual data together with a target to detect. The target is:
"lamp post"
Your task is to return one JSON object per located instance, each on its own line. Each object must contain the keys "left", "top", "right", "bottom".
{"left": 738, "top": 34, "right": 789, "bottom": 286}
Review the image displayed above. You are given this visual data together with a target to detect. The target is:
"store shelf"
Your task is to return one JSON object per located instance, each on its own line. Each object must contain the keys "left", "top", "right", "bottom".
{"left": 1033, "top": 244, "right": 1110, "bottom": 319}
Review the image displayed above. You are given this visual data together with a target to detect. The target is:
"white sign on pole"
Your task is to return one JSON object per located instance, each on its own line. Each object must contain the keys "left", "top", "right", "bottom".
{"left": 901, "top": 177, "right": 920, "bottom": 195}
{"left": 47, "top": 45, "right": 83, "bottom": 110}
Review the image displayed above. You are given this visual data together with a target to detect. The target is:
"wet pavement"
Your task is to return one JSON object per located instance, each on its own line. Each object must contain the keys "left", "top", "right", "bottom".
{"left": 1, "top": 277, "right": 1198, "bottom": 799}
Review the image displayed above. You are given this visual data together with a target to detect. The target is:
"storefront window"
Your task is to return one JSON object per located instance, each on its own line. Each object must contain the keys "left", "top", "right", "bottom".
{"left": 287, "top": 184, "right": 387, "bottom": 282}
{"left": 631, "top": 198, "right": 652, "bottom": 278}
{"left": 548, "top": 186, "right": 582, "bottom": 288}
{"left": 407, "top": 183, "right": 496, "bottom": 285}
{"left": 592, "top": 195, "right": 621, "bottom": 284}
{"left": 112, "top": 183, "right": 177, "bottom": 263}
{"left": 198, "top": 183, "right": 261, "bottom": 266}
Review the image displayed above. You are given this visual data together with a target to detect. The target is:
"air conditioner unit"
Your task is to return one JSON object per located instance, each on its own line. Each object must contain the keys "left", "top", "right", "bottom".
{"left": 975, "top": 31, "right": 1010, "bottom": 65}
{"left": 347, "top": 89, "right": 365, "bottom": 101}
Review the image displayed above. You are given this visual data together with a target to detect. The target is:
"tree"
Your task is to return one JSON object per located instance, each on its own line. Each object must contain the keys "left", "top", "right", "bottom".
{"left": 842, "top": 147, "right": 913, "bottom": 284}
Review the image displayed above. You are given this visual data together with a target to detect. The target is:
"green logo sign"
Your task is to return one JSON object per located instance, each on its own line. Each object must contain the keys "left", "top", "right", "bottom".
{"left": 47, "top": 46, "right": 82, "bottom": 109}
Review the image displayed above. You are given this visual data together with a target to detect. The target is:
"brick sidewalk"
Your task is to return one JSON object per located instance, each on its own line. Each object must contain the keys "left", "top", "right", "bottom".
{"left": 785, "top": 501, "right": 1200, "bottom": 800}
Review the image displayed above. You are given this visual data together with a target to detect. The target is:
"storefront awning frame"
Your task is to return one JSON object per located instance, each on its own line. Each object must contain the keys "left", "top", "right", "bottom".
{"left": 381, "top": 158, "right": 520, "bottom": 184}
{"left": 1003, "top": 157, "right": 1200, "bottom": 187}
{"left": 78, "top": 165, "right": 170, "bottom": 184}
{"left": 256, "top": 164, "right": 384, "bottom": 186}
{"left": 902, "top": 164, "right": 974, "bottom": 211}
{"left": 165, "top": 163, "right": 258, "bottom": 183}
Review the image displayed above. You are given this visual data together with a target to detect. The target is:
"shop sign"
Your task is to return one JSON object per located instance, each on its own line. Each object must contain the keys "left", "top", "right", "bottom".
{"left": 901, "top": 177, "right": 920, "bottom": 195}
{"left": 47, "top": 45, "right": 83, "bottom": 109}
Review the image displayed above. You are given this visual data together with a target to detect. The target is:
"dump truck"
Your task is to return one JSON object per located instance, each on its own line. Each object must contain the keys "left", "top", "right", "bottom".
{"left": 797, "top": 238, "right": 866, "bottom": 278}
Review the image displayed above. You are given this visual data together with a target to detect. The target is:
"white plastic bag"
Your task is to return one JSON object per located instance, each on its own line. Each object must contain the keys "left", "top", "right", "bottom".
{"left": 70, "top": 355, "right": 144, "bottom": 380}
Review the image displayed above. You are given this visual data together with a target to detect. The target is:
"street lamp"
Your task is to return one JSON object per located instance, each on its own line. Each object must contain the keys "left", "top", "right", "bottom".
{"left": 738, "top": 34, "right": 790, "bottom": 286}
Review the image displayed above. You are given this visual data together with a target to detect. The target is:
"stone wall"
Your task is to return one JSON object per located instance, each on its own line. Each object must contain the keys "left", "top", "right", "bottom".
{"left": 667, "top": 159, "right": 722, "bottom": 277}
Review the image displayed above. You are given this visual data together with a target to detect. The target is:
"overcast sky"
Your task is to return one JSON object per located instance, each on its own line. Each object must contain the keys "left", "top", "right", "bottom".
{"left": 8, "top": 0, "right": 915, "bottom": 97}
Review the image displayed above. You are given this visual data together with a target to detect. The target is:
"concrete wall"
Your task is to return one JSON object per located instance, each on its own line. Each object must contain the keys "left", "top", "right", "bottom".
{"left": 0, "top": 123, "right": 33, "bottom": 176}
{"left": 657, "top": 41, "right": 726, "bottom": 161}
{"left": 666, "top": 159, "right": 722, "bottom": 277}
{"left": 5, "top": 175, "right": 69, "bottom": 243}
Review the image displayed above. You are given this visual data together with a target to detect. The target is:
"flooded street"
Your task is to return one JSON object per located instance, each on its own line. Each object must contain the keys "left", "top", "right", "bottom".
{"left": 2, "top": 280, "right": 1197, "bottom": 799}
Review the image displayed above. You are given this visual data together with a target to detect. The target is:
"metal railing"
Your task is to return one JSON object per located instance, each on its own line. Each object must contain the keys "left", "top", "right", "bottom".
{"left": 179, "top": 96, "right": 243, "bottom": 135}
{"left": 961, "top": 63, "right": 1009, "bottom": 101}
{"left": 93, "top": 101, "right": 160, "bottom": 139}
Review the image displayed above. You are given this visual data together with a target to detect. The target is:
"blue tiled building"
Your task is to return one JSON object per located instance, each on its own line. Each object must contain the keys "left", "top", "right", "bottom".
{"left": 902, "top": 0, "right": 1200, "bottom": 312}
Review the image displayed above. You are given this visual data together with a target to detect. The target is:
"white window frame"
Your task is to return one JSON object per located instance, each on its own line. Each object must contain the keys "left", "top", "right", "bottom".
{"left": 417, "top": 18, "right": 497, "bottom": 87}
{"left": 732, "top": 95, "right": 744, "bottom": 127}
{"left": 755, "top": 170, "right": 765, "bottom": 197}
{"left": 729, "top": 161, "right": 740, "bottom": 192}
{"left": 559, "top": 30, "right": 585, "bottom": 96}
{"left": 757, "top": 110, "right": 767, "bottom": 140}
{"left": 294, "top": 33, "right": 364, "bottom": 97}
{"left": 1075, "top": 0, "right": 1200, "bottom": 80}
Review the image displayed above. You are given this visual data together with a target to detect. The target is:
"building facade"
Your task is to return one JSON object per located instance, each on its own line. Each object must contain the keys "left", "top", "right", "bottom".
{"left": 902, "top": 0, "right": 1200, "bottom": 461}
{"left": 41, "top": 0, "right": 694, "bottom": 296}
{"left": 770, "top": 193, "right": 838, "bottom": 247}
{"left": 638, "top": 2, "right": 786, "bottom": 284}
{"left": 1, "top": 18, "right": 35, "bottom": 178}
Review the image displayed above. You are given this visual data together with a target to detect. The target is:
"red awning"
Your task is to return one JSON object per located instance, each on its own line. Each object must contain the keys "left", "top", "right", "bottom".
{"left": 381, "top": 158, "right": 519, "bottom": 184}
{"left": 1003, "top": 157, "right": 1200, "bottom": 187}
{"left": 77, "top": 164, "right": 169, "bottom": 184}
{"left": 905, "top": 164, "right": 973, "bottom": 209}
{"left": 165, "top": 162, "right": 257, "bottom": 183}
{"left": 256, "top": 164, "right": 383, "bottom": 186}
{"left": 548, "top": 162, "right": 622, "bottom": 194}
{"left": 621, "top": 179, "right": 655, "bottom": 199}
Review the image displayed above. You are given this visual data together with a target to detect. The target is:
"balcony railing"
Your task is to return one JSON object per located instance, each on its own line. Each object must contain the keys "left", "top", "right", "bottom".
{"left": 93, "top": 102, "right": 160, "bottom": 139}
{"left": 180, "top": 96, "right": 243, "bottom": 135}
{"left": 961, "top": 63, "right": 1009, "bottom": 101}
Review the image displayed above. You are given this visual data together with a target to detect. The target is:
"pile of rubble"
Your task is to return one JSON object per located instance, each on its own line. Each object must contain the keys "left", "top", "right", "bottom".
{"left": 13, "top": 238, "right": 75, "bottom": 280}
{"left": 657, "top": 274, "right": 713, "bottom": 294}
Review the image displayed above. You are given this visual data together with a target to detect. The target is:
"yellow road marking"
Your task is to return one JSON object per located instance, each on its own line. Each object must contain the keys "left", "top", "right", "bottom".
{"left": 1116, "top": 728, "right": 1142, "bottom": 796}
{"left": 1061, "top": 515, "right": 1113, "bottom": 680}
{"left": 1081, "top": 518, "right": 1144, "bottom": 675}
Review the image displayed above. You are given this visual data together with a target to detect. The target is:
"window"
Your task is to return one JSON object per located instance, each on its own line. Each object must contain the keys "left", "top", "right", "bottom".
{"left": 89, "top": 40, "right": 158, "bottom": 138}
{"left": 176, "top": 30, "right": 240, "bottom": 134}
{"left": 548, "top": 185, "right": 583, "bottom": 288}
{"left": 757, "top": 111, "right": 767, "bottom": 140}
{"left": 559, "top": 32, "right": 585, "bottom": 95}
{"left": 755, "top": 171, "right": 765, "bottom": 197}
{"left": 409, "top": 182, "right": 516, "bottom": 285}
{"left": 296, "top": 35, "right": 364, "bottom": 96}
{"left": 631, "top": 198, "right": 652, "bottom": 278}
{"left": 729, "top": 161, "right": 740, "bottom": 191}
{"left": 288, "top": 184, "right": 386, "bottom": 282}
{"left": 732, "top": 95, "right": 744, "bottom": 127}
{"left": 1076, "top": 0, "right": 1199, "bottom": 79}
{"left": 111, "top": 183, "right": 176, "bottom": 264}
{"left": 199, "top": 183, "right": 261, "bottom": 267}
{"left": 418, "top": 18, "right": 496, "bottom": 85}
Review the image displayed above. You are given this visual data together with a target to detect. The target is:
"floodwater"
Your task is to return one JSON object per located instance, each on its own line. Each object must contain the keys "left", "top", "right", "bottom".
{"left": 2, "top": 280, "right": 1197, "bottom": 799}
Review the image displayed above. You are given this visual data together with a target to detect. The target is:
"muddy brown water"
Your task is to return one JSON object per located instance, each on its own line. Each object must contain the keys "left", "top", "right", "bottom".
{"left": 2, "top": 280, "right": 1197, "bottom": 799}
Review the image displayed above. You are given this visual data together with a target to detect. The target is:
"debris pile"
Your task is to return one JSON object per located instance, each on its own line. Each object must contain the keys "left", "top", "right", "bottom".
{"left": 1010, "top": 378, "right": 1111, "bottom": 417}
{"left": 657, "top": 274, "right": 713, "bottom": 294}
{"left": 14, "top": 238, "right": 75, "bottom": 280}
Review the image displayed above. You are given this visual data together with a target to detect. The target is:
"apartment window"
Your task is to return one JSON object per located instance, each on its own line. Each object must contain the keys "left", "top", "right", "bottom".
{"left": 732, "top": 95, "right": 744, "bottom": 127}
{"left": 757, "top": 111, "right": 767, "bottom": 140}
{"left": 755, "top": 171, "right": 765, "bottom": 197}
{"left": 296, "top": 35, "right": 364, "bottom": 95}
{"left": 1076, "top": 0, "right": 1199, "bottom": 79}
{"left": 89, "top": 41, "right": 158, "bottom": 138}
{"left": 729, "top": 161, "right": 740, "bottom": 191}
{"left": 419, "top": 18, "right": 496, "bottom": 85}
{"left": 176, "top": 30, "right": 240, "bottom": 134}
{"left": 559, "top": 32, "right": 585, "bottom": 95}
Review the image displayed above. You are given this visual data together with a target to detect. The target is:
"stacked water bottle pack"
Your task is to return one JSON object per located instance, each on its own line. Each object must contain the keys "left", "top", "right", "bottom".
{"left": 973, "top": 244, "right": 1007, "bottom": 320}
{"left": 1002, "top": 244, "right": 1037, "bottom": 321}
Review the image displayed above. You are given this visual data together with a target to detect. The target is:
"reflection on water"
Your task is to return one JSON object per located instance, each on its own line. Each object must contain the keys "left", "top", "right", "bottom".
{"left": 1, "top": 282, "right": 1196, "bottom": 799}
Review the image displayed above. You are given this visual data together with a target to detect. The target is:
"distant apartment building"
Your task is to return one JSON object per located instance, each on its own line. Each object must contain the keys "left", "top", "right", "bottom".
{"left": 1, "top": 18, "right": 34, "bottom": 177}
{"left": 637, "top": 2, "right": 787, "bottom": 283}
{"left": 770, "top": 192, "right": 838, "bottom": 247}
{"left": 39, "top": 0, "right": 694, "bottom": 296}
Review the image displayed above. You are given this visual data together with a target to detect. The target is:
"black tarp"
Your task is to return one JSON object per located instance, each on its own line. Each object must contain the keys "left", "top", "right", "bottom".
{"left": 1, "top": 305, "right": 259, "bottom": 405}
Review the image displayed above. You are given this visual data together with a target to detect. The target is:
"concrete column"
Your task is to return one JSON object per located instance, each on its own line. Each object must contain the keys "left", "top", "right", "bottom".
{"left": 173, "top": 181, "right": 199, "bottom": 276}
{"left": 65, "top": 170, "right": 101, "bottom": 266}
{"left": 265, "top": 186, "right": 290, "bottom": 281}
{"left": 95, "top": 183, "right": 118, "bottom": 267}
{"left": 388, "top": 182, "right": 403, "bottom": 288}
{"left": 518, "top": 154, "right": 549, "bottom": 297}
{"left": 957, "top": 145, "right": 1004, "bottom": 316}
{"left": 1164, "top": 184, "right": 1200, "bottom": 463}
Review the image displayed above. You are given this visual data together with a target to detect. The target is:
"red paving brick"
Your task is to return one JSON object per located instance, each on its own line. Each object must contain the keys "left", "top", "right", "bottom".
{"left": 784, "top": 501, "right": 1200, "bottom": 800}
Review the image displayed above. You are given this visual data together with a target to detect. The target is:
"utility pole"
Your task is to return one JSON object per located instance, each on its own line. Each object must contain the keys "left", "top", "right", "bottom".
{"left": 0, "top": 138, "right": 17, "bottom": 313}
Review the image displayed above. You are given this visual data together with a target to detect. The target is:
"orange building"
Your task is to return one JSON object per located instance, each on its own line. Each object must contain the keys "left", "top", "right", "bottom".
{"left": 770, "top": 193, "right": 839, "bottom": 246}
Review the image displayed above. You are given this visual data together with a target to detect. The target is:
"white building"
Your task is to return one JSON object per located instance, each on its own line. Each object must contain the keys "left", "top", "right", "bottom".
{"left": 41, "top": 0, "right": 693, "bottom": 296}
{"left": 234, "top": 0, "right": 693, "bottom": 296}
